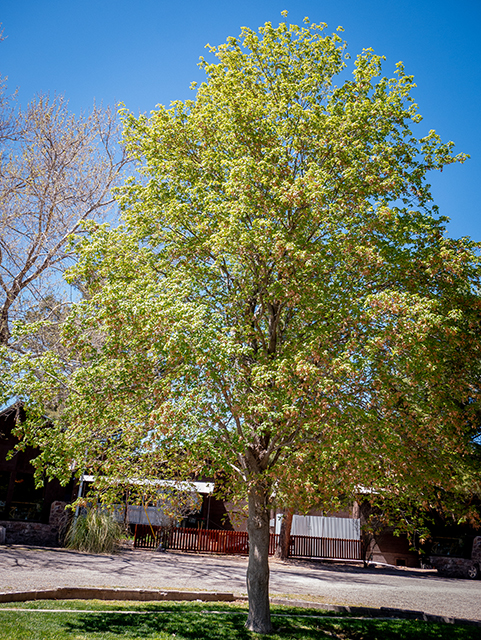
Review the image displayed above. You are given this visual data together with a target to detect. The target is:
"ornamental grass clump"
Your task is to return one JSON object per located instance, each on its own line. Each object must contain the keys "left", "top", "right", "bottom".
{"left": 65, "top": 509, "right": 124, "bottom": 554}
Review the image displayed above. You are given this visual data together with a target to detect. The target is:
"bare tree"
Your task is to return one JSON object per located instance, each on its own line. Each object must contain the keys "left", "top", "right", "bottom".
{"left": 0, "top": 85, "right": 128, "bottom": 347}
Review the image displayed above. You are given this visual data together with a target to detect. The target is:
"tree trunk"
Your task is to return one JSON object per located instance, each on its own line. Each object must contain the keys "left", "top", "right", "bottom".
{"left": 246, "top": 483, "right": 272, "bottom": 634}
{"left": 274, "top": 509, "right": 293, "bottom": 560}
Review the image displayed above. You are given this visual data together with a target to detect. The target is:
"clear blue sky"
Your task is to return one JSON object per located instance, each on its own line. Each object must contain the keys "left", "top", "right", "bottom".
{"left": 2, "top": 0, "right": 480, "bottom": 240}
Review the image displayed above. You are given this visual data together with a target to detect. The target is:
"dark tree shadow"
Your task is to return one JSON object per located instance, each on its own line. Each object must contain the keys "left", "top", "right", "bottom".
{"left": 62, "top": 606, "right": 481, "bottom": 640}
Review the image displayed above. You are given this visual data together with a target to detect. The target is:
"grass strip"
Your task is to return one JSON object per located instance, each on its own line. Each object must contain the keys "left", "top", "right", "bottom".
{"left": 0, "top": 600, "right": 479, "bottom": 639}
{"left": 0, "top": 607, "right": 435, "bottom": 620}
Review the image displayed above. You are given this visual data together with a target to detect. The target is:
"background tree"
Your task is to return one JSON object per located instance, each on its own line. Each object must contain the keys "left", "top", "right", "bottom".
{"left": 0, "top": 82, "right": 128, "bottom": 352}
{"left": 11, "top": 16, "right": 481, "bottom": 634}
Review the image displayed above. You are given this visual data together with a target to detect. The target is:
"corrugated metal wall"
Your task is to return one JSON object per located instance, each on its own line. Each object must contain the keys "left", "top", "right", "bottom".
{"left": 125, "top": 505, "right": 170, "bottom": 526}
{"left": 275, "top": 514, "right": 360, "bottom": 540}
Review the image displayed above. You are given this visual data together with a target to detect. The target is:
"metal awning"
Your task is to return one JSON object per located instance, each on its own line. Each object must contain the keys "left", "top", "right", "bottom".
{"left": 80, "top": 476, "right": 214, "bottom": 494}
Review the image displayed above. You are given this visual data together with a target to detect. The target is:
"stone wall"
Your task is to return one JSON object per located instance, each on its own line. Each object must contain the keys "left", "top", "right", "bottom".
{"left": 49, "top": 501, "right": 69, "bottom": 529}
{"left": 0, "top": 520, "right": 58, "bottom": 546}
{"left": 429, "top": 555, "right": 474, "bottom": 578}
{"left": 0, "top": 500, "right": 69, "bottom": 547}
{"left": 430, "top": 536, "right": 481, "bottom": 578}
{"left": 472, "top": 536, "right": 481, "bottom": 561}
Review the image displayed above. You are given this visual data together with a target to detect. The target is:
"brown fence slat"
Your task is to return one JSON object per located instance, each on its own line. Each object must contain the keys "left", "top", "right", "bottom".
{"left": 133, "top": 525, "right": 361, "bottom": 560}
{"left": 287, "top": 534, "right": 361, "bottom": 560}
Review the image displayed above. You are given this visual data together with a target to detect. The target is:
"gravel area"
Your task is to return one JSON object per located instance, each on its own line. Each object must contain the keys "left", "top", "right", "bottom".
{"left": 0, "top": 545, "right": 480, "bottom": 621}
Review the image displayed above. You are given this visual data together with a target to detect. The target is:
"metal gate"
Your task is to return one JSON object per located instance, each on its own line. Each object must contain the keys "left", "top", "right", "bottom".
{"left": 133, "top": 525, "right": 361, "bottom": 560}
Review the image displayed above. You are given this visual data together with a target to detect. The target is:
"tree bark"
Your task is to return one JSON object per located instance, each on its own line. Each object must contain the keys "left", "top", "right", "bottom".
{"left": 274, "top": 509, "right": 293, "bottom": 560}
{"left": 246, "top": 482, "right": 272, "bottom": 634}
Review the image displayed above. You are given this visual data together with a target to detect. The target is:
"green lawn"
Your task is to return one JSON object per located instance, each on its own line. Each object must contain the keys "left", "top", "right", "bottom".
{"left": 0, "top": 600, "right": 478, "bottom": 639}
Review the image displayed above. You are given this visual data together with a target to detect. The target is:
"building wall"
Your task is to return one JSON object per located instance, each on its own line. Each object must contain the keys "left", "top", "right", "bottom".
{"left": 0, "top": 404, "right": 72, "bottom": 544}
{"left": 368, "top": 530, "right": 420, "bottom": 567}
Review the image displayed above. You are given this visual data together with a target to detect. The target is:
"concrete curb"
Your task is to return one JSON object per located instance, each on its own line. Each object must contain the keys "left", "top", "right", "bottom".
{"left": 0, "top": 588, "right": 235, "bottom": 603}
{"left": 268, "top": 597, "right": 481, "bottom": 627}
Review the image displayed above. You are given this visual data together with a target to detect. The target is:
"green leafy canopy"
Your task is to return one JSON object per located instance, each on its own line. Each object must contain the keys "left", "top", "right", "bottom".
{"left": 9, "top": 16, "right": 481, "bottom": 516}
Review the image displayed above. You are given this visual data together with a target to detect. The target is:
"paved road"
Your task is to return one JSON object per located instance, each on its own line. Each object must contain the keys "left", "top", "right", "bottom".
{"left": 0, "top": 546, "right": 480, "bottom": 621}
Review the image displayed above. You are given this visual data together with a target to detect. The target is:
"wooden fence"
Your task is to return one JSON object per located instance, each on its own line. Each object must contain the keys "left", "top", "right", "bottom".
{"left": 133, "top": 525, "right": 361, "bottom": 560}
{"left": 288, "top": 534, "right": 361, "bottom": 560}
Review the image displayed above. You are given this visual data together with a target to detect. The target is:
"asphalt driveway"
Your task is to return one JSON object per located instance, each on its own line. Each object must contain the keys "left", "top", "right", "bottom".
{"left": 0, "top": 546, "right": 480, "bottom": 621}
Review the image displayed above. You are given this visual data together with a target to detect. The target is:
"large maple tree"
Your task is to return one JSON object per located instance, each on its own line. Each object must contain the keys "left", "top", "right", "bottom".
{"left": 12, "top": 16, "right": 481, "bottom": 633}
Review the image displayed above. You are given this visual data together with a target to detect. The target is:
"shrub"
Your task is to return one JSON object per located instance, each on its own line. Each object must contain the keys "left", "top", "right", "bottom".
{"left": 65, "top": 509, "right": 124, "bottom": 554}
